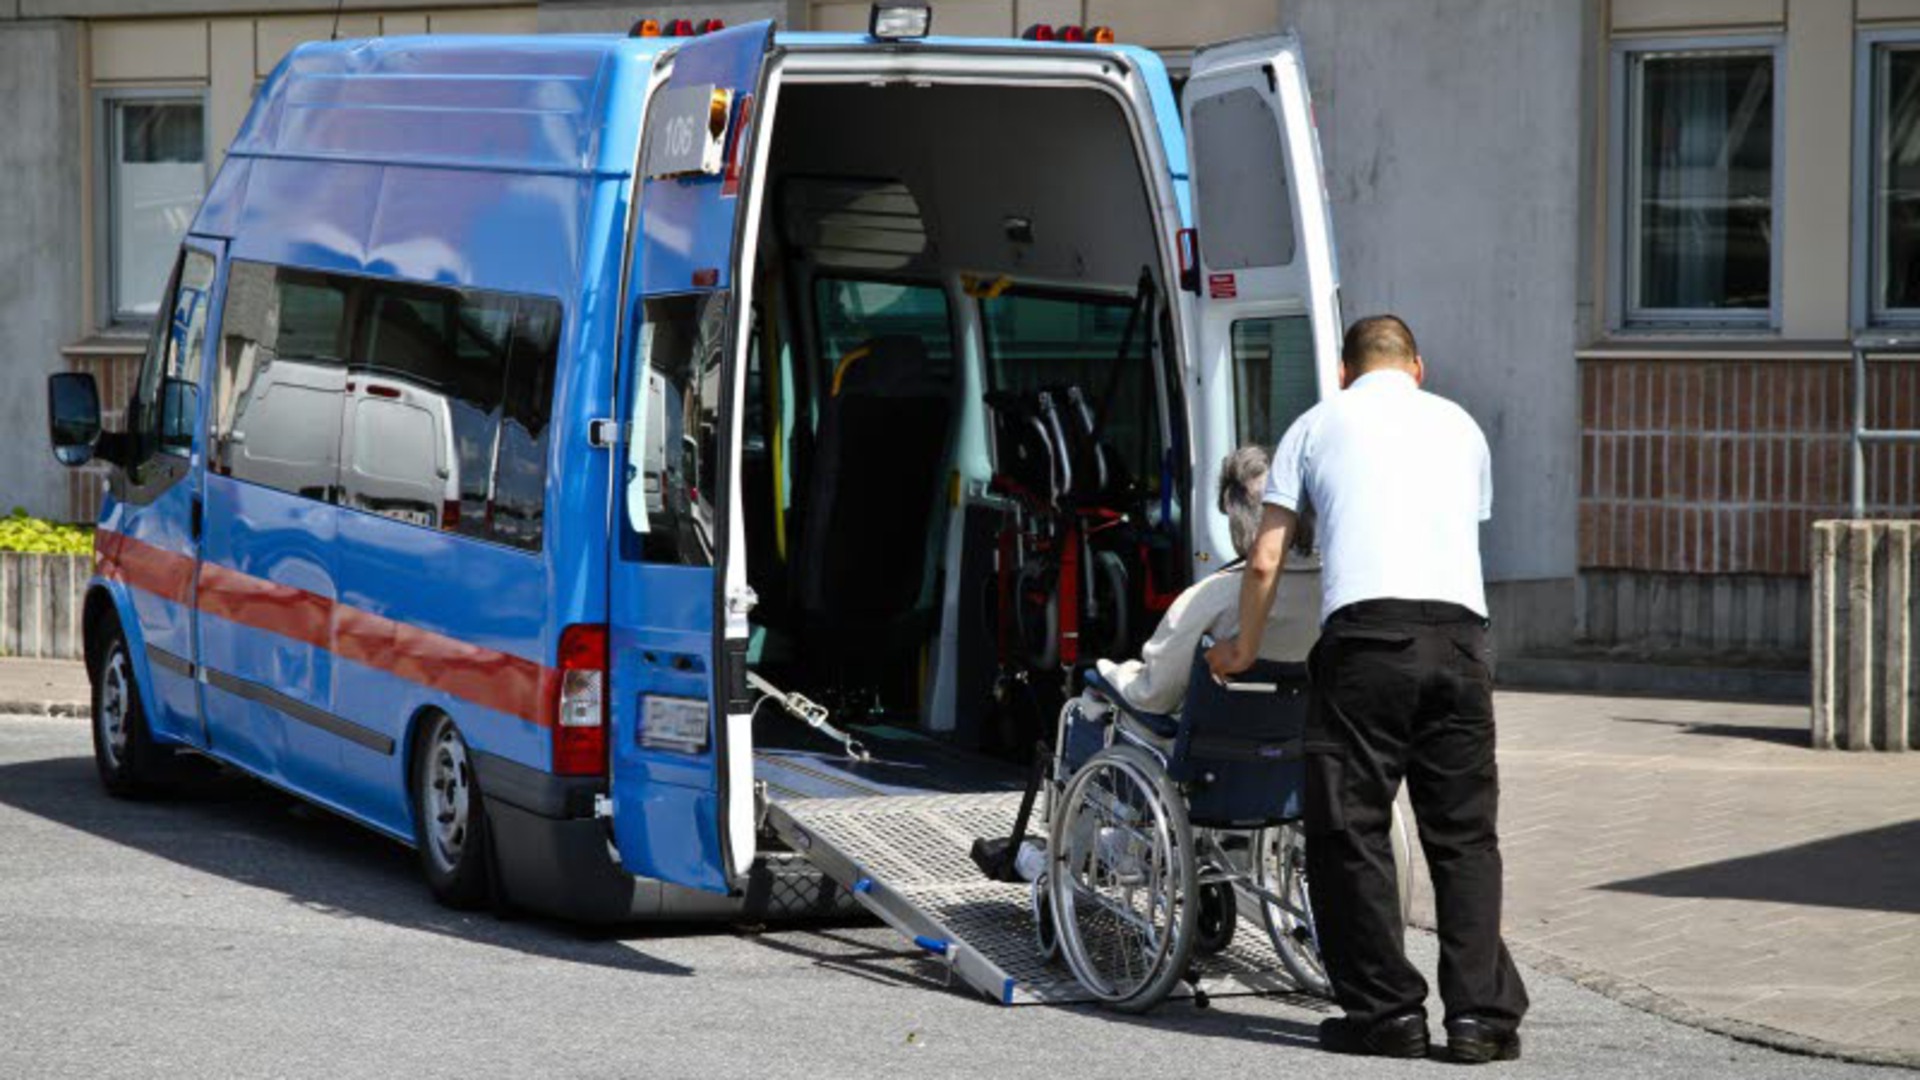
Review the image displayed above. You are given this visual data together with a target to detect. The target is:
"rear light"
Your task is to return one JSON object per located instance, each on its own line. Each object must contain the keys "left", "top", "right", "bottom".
{"left": 630, "top": 18, "right": 660, "bottom": 37}
{"left": 721, "top": 92, "right": 754, "bottom": 197}
{"left": 441, "top": 499, "right": 460, "bottom": 529}
{"left": 553, "top": 623, "right": 607, "bottom": 776}
{"left": 1022, "top": 23, "right": 1055, "bottom": 41}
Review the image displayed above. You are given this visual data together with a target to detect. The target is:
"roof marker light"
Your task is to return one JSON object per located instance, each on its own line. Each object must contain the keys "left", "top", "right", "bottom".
{"left": 869, "top": 4, "right": 932, "bottom": 40}
{"left": 630, "top": 18, "right": 661, "bottom": 37}
{"left": 697, "top": 18, "right": 726, "bottom": 34}
{"left": 665, "top": 17, "right": 694, "bottom": 36}
{"left": 1056, "top": 25, "right": 1086, "bottom": 43}
{"left": 1022, "top": 23, "right": 1055, "bottom": 41}
{"left": 1089, "top": 25, "right": 1116, "bottom": 44}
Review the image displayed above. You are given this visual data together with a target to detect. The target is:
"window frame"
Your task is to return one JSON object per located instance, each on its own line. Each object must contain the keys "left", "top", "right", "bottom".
{"left": 95, "top": 86, "right": 212, "bottom": 329}
{"left": 1608, "top": 35, "right": 1785, "bottom": 332}
{"left": 1853, "top": 29, "right": 1920, "bottom": 330}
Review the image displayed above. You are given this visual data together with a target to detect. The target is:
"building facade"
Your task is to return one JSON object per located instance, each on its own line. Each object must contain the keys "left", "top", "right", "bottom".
{"left": 1, "top": 0, "right": 1911, "bottom": 660}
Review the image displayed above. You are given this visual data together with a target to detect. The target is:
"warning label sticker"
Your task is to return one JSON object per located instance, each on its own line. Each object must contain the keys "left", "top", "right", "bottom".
{"left": 1208, "top": 273, "right": 1238, "bottom": 299}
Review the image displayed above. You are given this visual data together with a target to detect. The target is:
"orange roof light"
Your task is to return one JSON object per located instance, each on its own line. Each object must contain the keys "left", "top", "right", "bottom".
{"left": 1089, "top": 25, "right": 1116, "bottom": 44}
{"left": 630, "top": 18, "right": 661, "bottom": 37}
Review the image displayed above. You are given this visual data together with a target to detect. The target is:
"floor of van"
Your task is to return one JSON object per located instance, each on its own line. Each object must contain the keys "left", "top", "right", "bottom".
{"left": 753, "top": 714, "right": 1026, "bottom": 801}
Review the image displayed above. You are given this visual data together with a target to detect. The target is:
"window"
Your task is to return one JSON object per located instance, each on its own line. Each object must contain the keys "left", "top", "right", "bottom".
{"left": 1866, "top": 39, "right": 1920, "bottom": 322}
{"left": 104, "top": 96, "right": 206, "bottom": 321}
{"left": 1617, "top": 44, "right": 1779, "bottom": 326}
{"left": 1189, "top": 86, "right": 1295, "bottom": 271}
{"left": 213, "top": 261, "right": 562, "bottom": 550}
{"left": 814, "top": 280, "right": 954, "bottom": 372}
{"left": 981, "top": 289, "right": 1161, "bottom": 483}
{"left": 214, "top": 263, "right": 352, "bottom": 501}
{"left": 628, "top": 292, "right": 730, "bottom": 565}
{"left": 127, "top": 249, "right": 216, "bottom": 468}
{"left": 1231, "top": 316, "right": 1318, "bottom": 451}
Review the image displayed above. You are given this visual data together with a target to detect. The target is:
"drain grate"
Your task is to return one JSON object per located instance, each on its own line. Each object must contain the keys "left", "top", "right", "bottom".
{"left": 772, "top": 792, "right": 1332, "bottom": 1007}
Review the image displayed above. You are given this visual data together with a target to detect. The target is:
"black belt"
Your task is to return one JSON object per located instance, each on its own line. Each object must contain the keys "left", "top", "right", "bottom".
{"left": 1328, "top": 599, "right": 1488, "bottom": 627}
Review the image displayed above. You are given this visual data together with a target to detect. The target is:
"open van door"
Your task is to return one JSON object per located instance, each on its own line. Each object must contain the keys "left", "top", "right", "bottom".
{"left": 1181, "top": 35, "right": 1340, "bottom": 600}
{"left": 607, "top": 21, "right": 772, "bottom": 895}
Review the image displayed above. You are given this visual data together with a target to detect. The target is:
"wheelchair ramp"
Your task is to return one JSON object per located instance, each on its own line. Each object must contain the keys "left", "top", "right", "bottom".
{"left": 764, "top": 790, "right": 1316, "bottom": 1007}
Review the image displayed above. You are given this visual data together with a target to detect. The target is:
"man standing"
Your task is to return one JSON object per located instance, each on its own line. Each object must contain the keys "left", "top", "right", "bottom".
{"left": 1207, "top": 315, "right": 1527, "bottom": 1063}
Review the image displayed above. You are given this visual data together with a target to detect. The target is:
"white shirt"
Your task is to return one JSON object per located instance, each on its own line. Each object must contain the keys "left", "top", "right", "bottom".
{"left": 1095, "top": 565, "right": 1317, "bottom": 713}
{"left": 1263, "top": 369, "right": 1492, "bottom": 624}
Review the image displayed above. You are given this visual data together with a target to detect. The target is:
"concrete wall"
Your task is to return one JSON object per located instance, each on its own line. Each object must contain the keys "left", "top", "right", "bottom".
{"left": 1285, "top": 0, "right": 1590, "bottom": 645}
{"left": 0, "top": 20, "right": 83, "bottom": 521}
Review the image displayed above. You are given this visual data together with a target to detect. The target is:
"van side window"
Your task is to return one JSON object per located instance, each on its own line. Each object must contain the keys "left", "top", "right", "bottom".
{"left": 348, "top": 289, "right": 512, "bottom": 533}
{"left": 127, "top": 249, "right": 217, "bottom": 467}
{"left": 492, "top": 300, "right": 561, "bottom": 551}
{"left": 213, "top": 260, "right": 562, "bottom": 551}
{"left": 627, "top": 292, "right": 729, "bottom": 565}
{"left": 212, "top": 263, "right": 351, "bottom": 501}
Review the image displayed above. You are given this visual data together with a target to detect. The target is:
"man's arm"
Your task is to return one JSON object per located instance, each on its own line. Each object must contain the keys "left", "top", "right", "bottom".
{"left": 1205, "top": 503, "right": 1296, "bottom": 678}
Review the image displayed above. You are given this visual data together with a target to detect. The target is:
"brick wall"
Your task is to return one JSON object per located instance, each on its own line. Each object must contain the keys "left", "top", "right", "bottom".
{"left": 1579, "top": 357, "right": 1920, "bottom": 578}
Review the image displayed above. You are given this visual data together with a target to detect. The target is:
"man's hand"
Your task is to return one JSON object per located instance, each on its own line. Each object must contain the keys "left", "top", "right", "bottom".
{"left": 1206, "top": 636, "right": 1256, "bottom": 680}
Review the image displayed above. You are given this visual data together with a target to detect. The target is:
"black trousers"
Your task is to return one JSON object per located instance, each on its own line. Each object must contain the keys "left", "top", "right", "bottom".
{"left": 1302, "top": 598, "right": 1529, "bottom": 1032}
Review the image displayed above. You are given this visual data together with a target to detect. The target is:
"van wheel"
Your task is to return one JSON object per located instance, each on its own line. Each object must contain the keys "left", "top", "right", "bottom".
{"left": 413, "top": 713, "right": 492, "bottom": 909}
{"left": 91, "top": 627, "right": 174, "bottom": 798}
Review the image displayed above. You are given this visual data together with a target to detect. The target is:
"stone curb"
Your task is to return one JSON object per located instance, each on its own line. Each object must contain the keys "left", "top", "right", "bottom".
{"left": 0, "top": 699, "right": 88, "bottom": 718}
{"left": 1411, "top": 913, "right": 1920, "bottom": 1070}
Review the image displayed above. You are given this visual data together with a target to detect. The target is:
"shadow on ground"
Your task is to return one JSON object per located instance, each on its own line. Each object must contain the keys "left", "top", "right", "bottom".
{"left": 0, "top": 753, "right": 721, "bottom": 974}
{"left": 1609, "top": 714, "right": 1810, "bottom": 748}
{"left": 1600, "top": 818, "right": 1920, "bottom": 914}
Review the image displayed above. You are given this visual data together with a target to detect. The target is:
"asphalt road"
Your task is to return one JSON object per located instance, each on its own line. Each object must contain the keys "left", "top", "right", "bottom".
{"left": 0, "top": 715, "right": 1902, "bottom": 1080}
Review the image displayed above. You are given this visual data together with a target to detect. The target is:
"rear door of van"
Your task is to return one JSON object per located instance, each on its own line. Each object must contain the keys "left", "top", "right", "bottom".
{"left": 1180, "top": 34, "right": 1339, "bottom": 650}
{"left": 606, "top": 21, "right": 772, "bottom": 894}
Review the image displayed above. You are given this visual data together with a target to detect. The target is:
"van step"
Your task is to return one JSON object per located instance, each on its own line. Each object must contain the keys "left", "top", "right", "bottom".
{"left": 765, "top": 791, "right": 1323, "bottom": 1007}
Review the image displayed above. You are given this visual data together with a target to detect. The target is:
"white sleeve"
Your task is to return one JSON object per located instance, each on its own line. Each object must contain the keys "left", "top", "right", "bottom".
{"left": 1263, "top": 410, "right": 1313, "bottom": 511}
{"left": 1478, "top": 426, "right": 1494, "bottom": 522}
{"left": 1097, "top": 574, "right": 1227, "bottom": 714}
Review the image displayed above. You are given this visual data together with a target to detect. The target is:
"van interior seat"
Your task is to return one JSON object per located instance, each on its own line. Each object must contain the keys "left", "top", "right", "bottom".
{"left": 796, "top": 334, "right": 953, "bottom": 630}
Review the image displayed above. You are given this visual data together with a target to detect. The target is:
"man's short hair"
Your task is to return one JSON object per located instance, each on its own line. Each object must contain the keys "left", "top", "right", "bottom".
{"left": 1217, "top": 444, "right": 1271, "bottom": 559}
{"left": 1342, "top": 314, "right": 1419, "bottom": 371}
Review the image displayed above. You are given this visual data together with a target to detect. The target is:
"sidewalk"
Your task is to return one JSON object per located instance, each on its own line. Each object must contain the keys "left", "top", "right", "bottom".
{"left": 0, "top": 659, "right": 88, "bottom": 717}
{"left": 6, "top": 659, "right": 1916, "bottom": 1062}
{"left": 1405, "top": 690, "right": 1920, "bottom": 1066}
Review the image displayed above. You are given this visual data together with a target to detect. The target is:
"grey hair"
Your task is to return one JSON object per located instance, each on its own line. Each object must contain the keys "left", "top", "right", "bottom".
{"left": 1217, "top": 445, "right": 1272, "bottom": 559}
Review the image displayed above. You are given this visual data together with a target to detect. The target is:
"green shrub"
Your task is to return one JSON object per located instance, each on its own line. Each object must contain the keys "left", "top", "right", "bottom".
{"left": 0, "top": 508, "right": 93, "bottom": 556}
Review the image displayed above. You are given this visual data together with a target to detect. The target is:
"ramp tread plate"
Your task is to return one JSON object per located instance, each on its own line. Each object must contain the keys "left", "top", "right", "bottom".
{"left": 776, "top": 792, "right": 1325, "bottom": 1007}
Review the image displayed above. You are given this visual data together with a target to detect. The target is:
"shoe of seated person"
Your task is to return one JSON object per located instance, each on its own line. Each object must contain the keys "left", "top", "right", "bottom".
{"left": 1316, "top": 1010, "right": 1429, "bottom": 1058}
{"left": 1445, "top": 1016, "right": 1522, "bottom": 1064}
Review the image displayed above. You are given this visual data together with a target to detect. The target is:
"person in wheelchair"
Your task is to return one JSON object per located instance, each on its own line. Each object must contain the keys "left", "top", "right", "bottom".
{"left": 1090, "top": 445, "right": 1314, "bottom": 716}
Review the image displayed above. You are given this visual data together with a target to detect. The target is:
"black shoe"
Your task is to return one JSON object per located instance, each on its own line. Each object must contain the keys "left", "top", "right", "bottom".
{"left": 1317, "top": 1011, "right": 1430, "bottom": 1058}
{"left": 1445, "top": 1016, "right": 1522, "bottom": 1064}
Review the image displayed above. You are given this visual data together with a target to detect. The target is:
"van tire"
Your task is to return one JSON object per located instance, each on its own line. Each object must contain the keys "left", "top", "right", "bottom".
{"left": 413, "top": 713, "right": 492, "bottom": 909}
{"left": 90, "top": 626, "right": 175, "bottom": 799}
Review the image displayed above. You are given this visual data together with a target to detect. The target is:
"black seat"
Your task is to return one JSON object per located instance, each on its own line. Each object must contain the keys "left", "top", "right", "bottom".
{"left": 1084, "top": 645, "right": 1308, "bottom": 828}
{"left": 796, "top": 334, "right": 953, "bottom": 632}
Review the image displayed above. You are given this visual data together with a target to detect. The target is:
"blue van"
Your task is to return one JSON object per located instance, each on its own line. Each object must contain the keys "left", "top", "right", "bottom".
{"left": 46, "top": 9, "right": 1340, "bottom": 934}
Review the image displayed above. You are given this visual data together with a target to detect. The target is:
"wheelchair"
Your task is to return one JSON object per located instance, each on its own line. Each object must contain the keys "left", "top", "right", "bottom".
{"left": 1035, "top": 643, "right": 1413, "bottom": 1012}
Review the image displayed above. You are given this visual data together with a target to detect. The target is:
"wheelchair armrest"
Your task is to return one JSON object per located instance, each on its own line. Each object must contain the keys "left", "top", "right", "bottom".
{"left": 1081, "top": 667, "right": 1180, "bottom": 741}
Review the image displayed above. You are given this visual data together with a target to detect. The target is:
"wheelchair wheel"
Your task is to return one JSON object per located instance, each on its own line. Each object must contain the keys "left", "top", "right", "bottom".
{"left": 1254, "top": 822, "right": 1330, "bottom": 997}
{"left": 1255, "top": 804, "right": 1416, "bottom": 999}
{"left": 1193, "top": 878, "right": 1238, "bottom": 956}
{"left": 1048, "top": 744, "right": 1197, "bottom": 1012}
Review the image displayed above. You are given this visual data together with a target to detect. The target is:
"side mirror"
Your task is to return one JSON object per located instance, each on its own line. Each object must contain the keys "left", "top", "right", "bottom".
{"left": 47, "top": 373, "right": 102, "bottom": 467}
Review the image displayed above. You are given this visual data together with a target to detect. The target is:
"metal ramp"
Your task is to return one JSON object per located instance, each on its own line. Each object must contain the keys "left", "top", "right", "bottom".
{"left": 763, "top": 789, "right": 1319, "bottom": 1007}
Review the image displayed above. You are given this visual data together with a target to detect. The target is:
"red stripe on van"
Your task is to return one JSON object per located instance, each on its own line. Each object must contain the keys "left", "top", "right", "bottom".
{"left": 102, "top": 530, "right": 555, "bottom": 728}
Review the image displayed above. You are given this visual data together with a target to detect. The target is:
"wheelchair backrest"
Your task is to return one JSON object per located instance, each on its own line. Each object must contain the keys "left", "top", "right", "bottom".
{"left": 1171, "top": 647, "right": 1308, "bottom": 827}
